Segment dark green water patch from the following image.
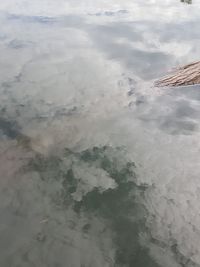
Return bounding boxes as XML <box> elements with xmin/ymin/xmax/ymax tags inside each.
<box><xmin>28</xmin><ymin>146</ymin><xmax>160</xmax><ymax>267</ymax></box>
<box><xmin>0</xmin><ymin>116</ymin><xmax>31</xmax><ymax>148</ymax></box>
<box><xmin>0</xmin><ymin>117</ymin><xmax>20</xmax><ymax>139</ymax></box>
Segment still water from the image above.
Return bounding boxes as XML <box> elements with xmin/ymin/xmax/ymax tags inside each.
<box><xmin>0</xmin><ymin>0</ymin><xmax>200</xmax><ymax>266</ymax></box>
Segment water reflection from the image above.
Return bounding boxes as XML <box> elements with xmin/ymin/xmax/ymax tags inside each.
<box><xmin>133</xmin><ymin>85</ymin><xmax>200</xmax><ymax>135</ymax></box>
<box><xmin>181</xmin><ymin>0</ymin><xmax>192</xmax><ymax>4</ymax></box>
<box><xmin>0</xmin><ymin>0</ymin><xmax>200</xmax><ymax>267</ymax></box>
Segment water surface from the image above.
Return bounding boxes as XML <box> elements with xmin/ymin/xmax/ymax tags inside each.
<box><xmin>1</xmin><ymin>0</ymin><xmax>200</xmax><ymax>266</ymax></box>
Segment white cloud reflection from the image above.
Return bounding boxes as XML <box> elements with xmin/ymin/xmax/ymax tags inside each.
<box><xmin>1</xmin><ymin>0</ymin><xmax>200</xmax><ymax>266</ymax></box>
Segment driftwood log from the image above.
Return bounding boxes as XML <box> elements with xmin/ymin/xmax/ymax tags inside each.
<box><xmin>155</xmin><ymin>61</ymin><xmax>200</xmax><ymax>87</ymax></box>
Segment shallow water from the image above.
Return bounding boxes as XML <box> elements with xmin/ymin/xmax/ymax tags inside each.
<box><xmin>1</xmin><ymin>0</ymin><xmax>200</xmax><ymax>266</ymax></box>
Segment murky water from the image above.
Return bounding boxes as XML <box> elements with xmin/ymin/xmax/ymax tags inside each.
<box><xmin>1</xmin><ymin>0</ymin><xmax>200</xmax><ymax>266</ymax></box>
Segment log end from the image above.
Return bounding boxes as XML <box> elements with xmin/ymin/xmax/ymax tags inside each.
<box><xmin>155</xmin><ymin>61</ymin><xmax>200</xmax><ymax>87</ymax></box>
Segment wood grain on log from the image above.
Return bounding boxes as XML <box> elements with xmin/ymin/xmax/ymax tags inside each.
<box><xmin>155</xmin><ymin>61</ymin><xmax>200</xmax><ymax>87</ymax></box>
